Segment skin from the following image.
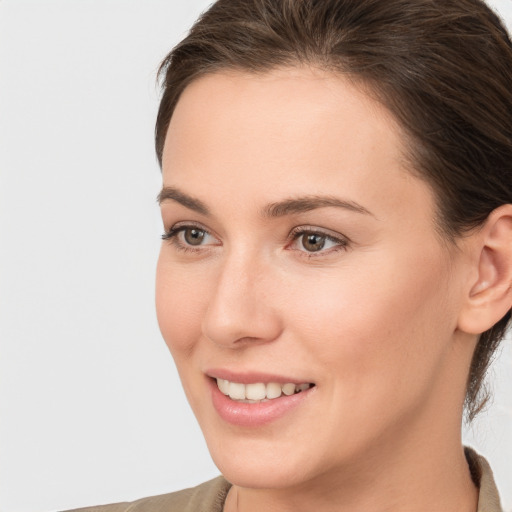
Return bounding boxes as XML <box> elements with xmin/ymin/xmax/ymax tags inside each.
<box><xmin>155</xmin><ymin>67</ymin><xmax>510</xmax><ymax>511</ymax></box>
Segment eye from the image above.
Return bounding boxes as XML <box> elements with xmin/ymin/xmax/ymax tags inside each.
<box><xmin>301</xmin><ymin>233</ymin><xmax>330</xmax><ymax>252</ymax></box>
<box><xmin>181</xmin><ymin>227</ymin><xmax>207</xmax><ymax>246</ymax></box>
<box><xmin>162</xmin><ymin>224</ymin><xmax>219</xmax><ymax>252</ymax></box>
<box><xmin>289</xmin><ymin>227</ymin><xmax>348</xmax><ymax>255</ymax></box>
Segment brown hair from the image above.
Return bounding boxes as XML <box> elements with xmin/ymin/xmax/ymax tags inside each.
<box><xmin>155</xmin><ymin>0</ymin><xmax>512</xmax><ymax>420</ymax></box>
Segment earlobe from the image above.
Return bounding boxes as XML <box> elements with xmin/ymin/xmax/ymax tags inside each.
<box><xmin>458</xmin><ymin>205</ymin><xmax>512</xmax><ymax>335</ymax></box>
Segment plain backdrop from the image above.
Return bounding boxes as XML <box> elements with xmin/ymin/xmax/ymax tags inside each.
<box><xmin>0</xmin><ymin>1</ymin><xmax>511</xmax><ymax>511</ymax></box>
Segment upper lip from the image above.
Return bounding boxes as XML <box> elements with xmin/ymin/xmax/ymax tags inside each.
<box><xmin>205</xmin><ymin>368</ymin><xmax>314</xmax><ymax>385</ymax></box>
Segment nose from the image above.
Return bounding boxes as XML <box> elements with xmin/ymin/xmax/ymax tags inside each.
<box><xmin>201</xmin><ymin>251</ymin><xmax>283</xmax><ymax>348</ymax></box>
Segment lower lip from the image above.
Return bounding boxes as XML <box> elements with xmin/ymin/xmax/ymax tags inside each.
<box><xmin>209</xmin><ymin>379</ymin><xmax>314</xmax><ymax>427</ymax></box>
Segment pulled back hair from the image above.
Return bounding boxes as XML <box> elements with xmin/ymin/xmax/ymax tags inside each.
<box><xmin>155</xmin><ymin>0</ymin><xmax>512</xmax><ymax>420</ymax></box>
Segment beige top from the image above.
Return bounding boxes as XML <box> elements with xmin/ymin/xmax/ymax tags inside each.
<box><xmin>65</xmin><ymin>448</ymin><xmax>503</xmax><ymax>512</ymax></box>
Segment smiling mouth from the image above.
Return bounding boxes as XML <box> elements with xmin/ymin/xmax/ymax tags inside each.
<box><xmin>216</xmin><ymin>378</ymin><xmax>315</xmax><ymax>403</ymax></box>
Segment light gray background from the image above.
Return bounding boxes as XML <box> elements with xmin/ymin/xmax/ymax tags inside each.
<box><xmin>0</xmin><ymin>1</ymin><xmax>511</xmax><ymax>511</ymax></box>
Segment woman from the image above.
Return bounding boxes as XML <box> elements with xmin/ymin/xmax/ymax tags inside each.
<box><xmin>71</xmin><ymin>0</ymin><xmax>511</xmax><ymax>510</ymax></box>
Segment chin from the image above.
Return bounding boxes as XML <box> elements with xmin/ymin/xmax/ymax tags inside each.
<box><xmin>202</xmin><ymin>426</ymin><xmax>328</xmax><ymax>489</ymax></box>
<box><xmin>215</xmin><ymin>453</ymin><xmax>315</xmax><ymax>489</ymax></box>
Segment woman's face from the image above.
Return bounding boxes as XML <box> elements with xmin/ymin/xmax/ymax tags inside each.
<box><xmin>156</xmin><ymin>68</ymin><xmax>470</xmax><ymax>488</ymax></box>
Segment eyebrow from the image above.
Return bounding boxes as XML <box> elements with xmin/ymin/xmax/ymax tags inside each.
<box><xmin>157</xmin><ymin>186</ymin><xmax>210</xmax><ymax>215</ymax></box>
<box><xmin>262</xmin><ymin>195</ymin><xmax>374</xmax><ymax>218</ymax></box>
<box><xmin>157</xmin><ymin>186</ymin><xmax>374</xmax><ymax>218</ymax></box>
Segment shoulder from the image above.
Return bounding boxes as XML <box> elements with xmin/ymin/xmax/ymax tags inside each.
<box><xmin>464</xmin><ymin>446</ymin><xmax>504</xmax><ymax>512</ymax></box>
<box><xmin>63</xmin><ymin>476</ymin><xmax>231</xmax><ymax>512</ymax></box>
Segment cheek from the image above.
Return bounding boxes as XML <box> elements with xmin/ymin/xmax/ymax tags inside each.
<box><xmin>283</xmin><ymin>248</ymin><xmax>456</xmax><ymax>405</ymax></box>
<box><xmin>155</xmin><ymin>252</ymin><xmax>209</xmax><ymax>358</ymax></box>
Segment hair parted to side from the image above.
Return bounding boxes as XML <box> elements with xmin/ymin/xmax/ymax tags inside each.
<box><xmin>155</xmin><ymin>0</ymin><xmax>512</xmax><ymax>421</ymax></box>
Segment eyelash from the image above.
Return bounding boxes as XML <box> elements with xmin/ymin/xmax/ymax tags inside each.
<box><xmin>161</xmin><ymin>224</ymin><xmax>349</xmax><ymax>257</ymax></box>
<box><xmin>161</xmin><ymin>222</ymin><xmax>213</xmax><ymax>254</ymax></box>
<box><xmin>288</xmin><ymin>226</ymin><xmax>348</xmax><ymax>257</ymax></box>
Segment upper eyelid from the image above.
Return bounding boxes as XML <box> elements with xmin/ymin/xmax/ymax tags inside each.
<box><xmin>288</xmin><ymin>230</ymin><xmax>348</xmax><ymax>250</ymax></box>
<box><xmin>169</xmin><ymin>220</ymin><xmax>210</xmax><ymax>230</ymax></box>
<box><xmin>163</xmin><ymin>222</ymin><xmax>350</xmax><ymax>247</ymax></box>
<box><xmin>165</xmin><ymin>223</ymin><xmax>217</xmax><ymax>240</ymax></box>
<box><xmin>289</xmin><ymin>225</ymin><xmax>349</xmax><ymax>243</ymax></box>
<box><xmin>165</xmin><ymin>221</ymin><xmax>217</xmax><ymax>238</ymax></box>
<box><xmin>165</xmin><ymin>223</ymin><xmax>345</xmax><ymax>236</ymax></box>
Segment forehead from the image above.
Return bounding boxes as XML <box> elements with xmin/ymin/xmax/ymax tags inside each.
<box><xmin>161</xmin><ymin>67</ymin><xmax>433</xmax><ymax>226</ymax></box>
<box><xmin>164</xmin><ymin>67</ymin><xmax>405</xmax><ymax>171</ymax></box>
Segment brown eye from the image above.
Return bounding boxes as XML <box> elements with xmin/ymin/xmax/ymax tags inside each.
<box><xmin>183</xmin><ymin>228</ymin><xmax>206</xmax><ymax>246</ymax></box>
<box><xmin>301</xmin><ymin>233</ymin><xmax>326</xmax><ymax>252</ymax></box>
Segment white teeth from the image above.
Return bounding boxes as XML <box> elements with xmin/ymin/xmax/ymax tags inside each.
<box><xmin>228</xmin><ymin>382</ymin><xmax>246</xmax><ymax>400</ymax></box>
<box><xmin>246</xmin><ymin>382</ymin><xmax>266</xmax><ymax>400</ymax></box>
<box><xmin>216</xmin><ymin>379</ymin><xmax>313</xmax><ymax>401</ymax></box>
<box><xmin>217</xmin><ymin>379</ymin><xmax>230</xmax><ymax>395</ymax></box>
<box><xmin>266</xmin><ymin>382</ymin><xmax>282</xmax><ymax>399</ymax></box>
<box><xmin>282</xmin><ymin>383</ymin><xmax>296</xmax><ymax>396</ymax></box>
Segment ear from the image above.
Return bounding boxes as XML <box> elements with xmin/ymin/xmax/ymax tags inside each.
<box><xmin>457</xmin><ymin>204</ymin><xmax>512</xmax><ymax>335</ymax></box>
